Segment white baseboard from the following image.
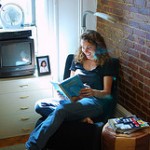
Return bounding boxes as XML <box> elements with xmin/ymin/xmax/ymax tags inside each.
<box><xmin>114</xmin><ymin>103</ymin><xmax>132</xmax><ymax>117</ymax></box>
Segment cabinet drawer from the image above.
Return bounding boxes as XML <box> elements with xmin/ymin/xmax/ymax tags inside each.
<box><xmin>0</xmin><ymin>76</ymin><xmax>54</xmax><ymax>139</ymax></box>
<box><xmin>0</xmin><ymin>89</ymin><xmax>52</xmax><ymax>116</ymax></box>
<box><xmin>0</xmin><ymin>76</ymin><xmax>52</xmax><ymax>94</ymax></box>
<box><xmin>0</xmin><ymin>112</ymin><xmax>40</xmax><ymax>139</ymax></box>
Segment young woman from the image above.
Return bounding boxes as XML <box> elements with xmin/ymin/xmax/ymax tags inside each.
<box><xmin>25</xmin><ymin>30</ymin><xmax>115</xmax><ymax>150</ymax></box>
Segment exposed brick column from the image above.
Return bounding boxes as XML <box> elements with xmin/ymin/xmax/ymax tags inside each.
<box><xmin>97</xmin><ymin>0</ymin><xmax>150</xmax><ymax>122</ymax></box>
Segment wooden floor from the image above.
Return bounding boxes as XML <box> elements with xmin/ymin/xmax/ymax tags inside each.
<box><xmin>0</xmin><ymin>135</ymin><xmax>29</xmax><ymax>148</ymax></box>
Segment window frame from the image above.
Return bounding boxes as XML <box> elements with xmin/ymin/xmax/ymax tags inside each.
<box><xmin>0</xmin><ymin>0</ymin><xmax>36</xmax><ymax>29</ymax></box>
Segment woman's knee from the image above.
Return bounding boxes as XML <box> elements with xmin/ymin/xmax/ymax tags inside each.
<box><xmin>34</xmin><ymin>101</ymin><xmax>55</xmax><ymax>117</ymax></box>
<box><xmin>34</xmin><ymin>102</ymin><xmax>41</xmax><ymax>113</ymax></box>
<box><xmin>54</xmin><ymin>105</ymin><xmax>69</xmax><ymax>119</ymax></box>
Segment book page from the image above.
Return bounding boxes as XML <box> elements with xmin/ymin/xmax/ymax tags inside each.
<box><xmin>50</xmin><ymin>81</ymin><xmax>69</xmax><ymax>100</ymax></box>
<box><xmin>59</xmin><ymin>75</ymin><xmax>85</xmax><ymax>100</ymax></box>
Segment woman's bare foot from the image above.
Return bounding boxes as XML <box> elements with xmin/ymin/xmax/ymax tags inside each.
<box><xmin>82</xmin><ymin>117</ymin><xmax>94</xmax><ymax>124</ymax></box>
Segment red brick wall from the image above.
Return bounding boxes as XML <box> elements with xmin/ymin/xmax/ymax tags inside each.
<box><xmin>97</xmin><ymin>0</ymin><xmax>150</xmax><ymax>121</ymax></box>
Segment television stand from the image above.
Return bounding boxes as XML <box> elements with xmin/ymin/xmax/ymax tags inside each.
<box><xmin>0</xmin><ymin>75</ymin><xmax>53</xmax><ymax>148</ymax></box>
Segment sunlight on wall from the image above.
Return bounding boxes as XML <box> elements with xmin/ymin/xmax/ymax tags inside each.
<box><xmin>35</xmin><ymin>0</ymin><xmax>60</xmax><ymax>81</ymax></box>
<box><xmin>35</xmin><ymin>0</ymin><xmax>97</xmax><ymax>81</ymax></box>
<box><xmin>36</xmin><ymin>1</ymin><xmax>51</xmax><ymax>55</ymax></box>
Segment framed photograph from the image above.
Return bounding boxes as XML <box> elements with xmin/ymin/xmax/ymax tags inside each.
<box><xmin>36</xmin><ymin>55</ymin><xmax>51</xmax><ymax>76</ymax></box>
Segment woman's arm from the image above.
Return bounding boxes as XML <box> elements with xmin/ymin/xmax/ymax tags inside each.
<box><xmin>80</xmin><ymin>76</ymin><xmax>113</xmax><ymax>99</ymax></box>
<box><xmin>80</xmin><ymin>76</ymin><xmax>113</xmax><ymax>124</ymax></box>
<box><xmin>70</xmin><ymin>70</ymin><xmax>76</xmax><ymax>77</ymax></box>
<box><xmin>70</xmin><ymin>71</ymin><xmax>113</xmax><ymax>99</ymax></box>
<box><xmin>92</xmin><ymin>76</ymin><xmax>113</xmax><ymax>98</ymax></box>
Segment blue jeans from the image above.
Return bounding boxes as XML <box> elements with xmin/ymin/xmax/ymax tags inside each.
<box><xmin>25</xmin><ymin>97</ymin><xmax>104</xmax><ymax>150</ymax></box>
<box><xmin>35</xmin><ymin>99</ymin><xmax>69</xmax><ymax>118</ymax></box>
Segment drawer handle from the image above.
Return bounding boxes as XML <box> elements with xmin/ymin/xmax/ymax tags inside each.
<box><xmin>19</xmin><ymin>84</ymin><xmax>29</xmax><ymax>88</ymax></box>
<box><xmin>20</xmin><ymin>96</ymin><xmax>29</xmax><ymax>99</ymax></box>
<box><xmin>20</xmin><ymin>107</ymin><xmax>29</xmax><ymax>110</ymax></box>
<box><xmin>21</xmin><ymin>128</ymin><xmax>31</xmax><ymax>132</ymax></box>
<box><xmin>21</xmin><ymin>117</ymin><xmax>30</xmax><ymax>121</ymax></box>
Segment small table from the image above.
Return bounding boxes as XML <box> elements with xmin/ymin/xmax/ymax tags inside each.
<box><xmin>101</xmin><ymin>123</ymin><xmax>150</xmax><ymax>150</ymax></box>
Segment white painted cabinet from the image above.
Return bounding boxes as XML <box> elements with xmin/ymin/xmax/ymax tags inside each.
<box><xmin>0</xmin><ymin>75</ymin><xmax>52</xmax><ymax>139</ymax></box>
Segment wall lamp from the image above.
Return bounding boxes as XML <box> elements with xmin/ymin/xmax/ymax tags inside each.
<box><xmin>82</xmin><ymin>10</ymin><xmax>117</xmax><ymax>32</ymax></box>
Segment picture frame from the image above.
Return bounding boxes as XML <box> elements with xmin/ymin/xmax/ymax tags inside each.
<box><xmin>36</xmin><ymin>55</ymin><xmax>51</xmax><ymax>76</ymax></box>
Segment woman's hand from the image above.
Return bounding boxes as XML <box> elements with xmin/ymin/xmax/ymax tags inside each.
<box><xmin>70</xmin><ymin>84</ymin><xmax>94</xmax><ymax>102</ymax></box>
<box><xmin>71</xmin><ymin>96</ymin><xmax>81</xmax><ymax>102</ymax></box>
<box><xmin>71</xmin><ymin>86</ymin><xmax>94</xmax><ymax>102</ymax></box>
<box><xmin>79</xmin><ymin>86</ymin><xmax>94</xmax><ymax>98</ymax></box>
<box><xmin>72</xmin><ymin>86</ymin><xmax>94</xmax><ymax>101</ymax></box>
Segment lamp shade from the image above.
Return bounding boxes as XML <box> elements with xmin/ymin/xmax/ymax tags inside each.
<box><xmin>94</xmin><ymin>12</ymin><xmax>117</xmax><ymax>23</ymax></box>
<box><xmin>82</xmin><ymin>10</ymin><xmax>117</xmax><ymax>32</ymax></box>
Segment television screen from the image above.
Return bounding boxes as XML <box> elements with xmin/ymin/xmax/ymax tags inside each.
<box><xmin>1</xmin><ymin>42</ymin><xmax>32</xmax><ymax>67</ymax></box>
<box><xmin>0</xmin><ymin>38</ymin><xmax>35</xmax><ymax>78</ymax></box>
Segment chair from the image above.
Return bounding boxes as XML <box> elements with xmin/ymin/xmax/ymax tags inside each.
<box><xmin>36</xmin><ymin>54</ymin><xmax>120</xmax><ymax>150</ymax></box>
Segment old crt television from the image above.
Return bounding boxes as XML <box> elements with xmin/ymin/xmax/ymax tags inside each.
<box><xmin>0</xmin><ymin>38</ymin><xmax>35</xmax><ymax>77</ymax></box>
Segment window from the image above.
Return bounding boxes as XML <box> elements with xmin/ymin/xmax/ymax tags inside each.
<box><xmin>0</xmin><ymin>0</ymin><xmax>35</xmax><ymax>29</ymax></box>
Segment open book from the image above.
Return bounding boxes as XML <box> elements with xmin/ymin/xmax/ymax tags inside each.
<box><xmin>108</xmin><ymin>115</ymin><xmax>149</xmax><ymax>134</ymax></box>
<box><xmin>50</xmin><ymin>75</ymin><xmax>85</xmax><ymax>102</ymax></box>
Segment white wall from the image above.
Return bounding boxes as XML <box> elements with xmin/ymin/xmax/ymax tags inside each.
<box><xmin>55</xmin><ymin>0</ymin><xmax>81</xmax><ymax>81</ymax></box>
<box><xmin>36</xmin><ymin>0</ymin><xmax>97</xmax><ymax>81</ymax></box>
<box><xmin>82</xmin><ymin>0</ymin><xmax>97</xmax><ymax>31</ymax></box>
